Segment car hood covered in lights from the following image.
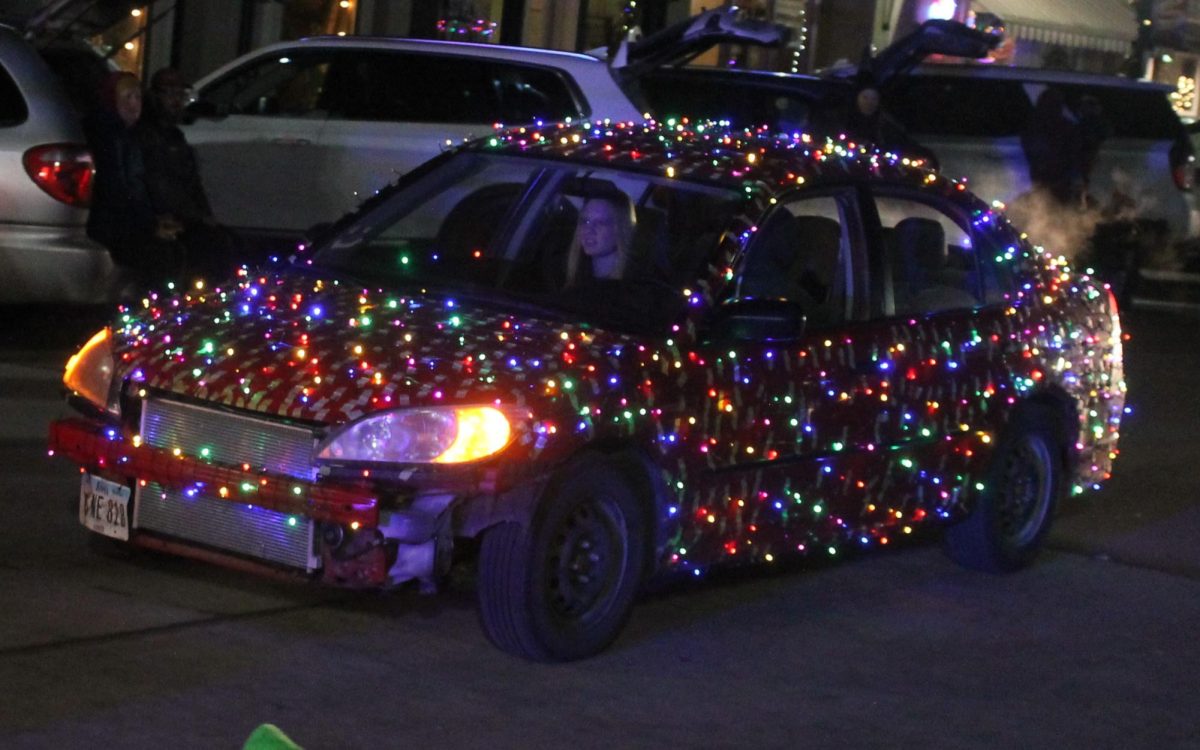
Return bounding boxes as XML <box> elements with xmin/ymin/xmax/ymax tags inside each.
<box><xmin>111</xmin><ymin>271</ymin><xmax>649</xmax><ymax>433</ymax></box>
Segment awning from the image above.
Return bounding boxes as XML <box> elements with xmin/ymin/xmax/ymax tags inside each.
<box><xmin>972</xmin><ymin>0</ymin><xmax>1136</xmax><ymax>54</ymax></box>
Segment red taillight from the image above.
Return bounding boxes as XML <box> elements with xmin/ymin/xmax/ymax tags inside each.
<box><xmin>22</xmin><ymin>143</ymin><xmax>94</xmax><ymax>207</ymax></box>
<box><xmin>1173</xmin><ymin>163</ymin><xmax>1195</xmax><ymax>192</ymax></box>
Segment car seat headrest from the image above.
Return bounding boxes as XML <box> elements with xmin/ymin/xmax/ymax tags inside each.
<box><xmin>895</xmin><ymin>217</ymin><xmax>946</xmax><ymax>269</ymax></box>
<box><xmin>792</xmin><ymin>214</ymin><xmax>842</xmax><ymax>282</ymax></box>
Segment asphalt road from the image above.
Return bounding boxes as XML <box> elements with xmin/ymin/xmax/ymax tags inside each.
<box><xmin>0</xmin><ymin>303</ymin><xmax>1197</xmax><ymax>749</ymax></box>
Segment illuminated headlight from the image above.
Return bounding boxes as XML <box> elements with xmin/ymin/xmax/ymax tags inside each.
<box><xmin>63</xmin><ymin>328</ymin><xmax>119</xmax><ymax>415</ymax></box>
<box><xmin>316</xmin><ymin>406</ymin><xmax>515</xmax><ymax>465</ymax></box>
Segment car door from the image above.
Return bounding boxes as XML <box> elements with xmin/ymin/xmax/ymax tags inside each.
<box><xmin>314</xmin><ymin>51</ymin><xmax>588</xmax><ymax>226</ymax></box>
<box><xmin>676</xmin><ymin>187</ymin><xmax>901</xmax><ymax>569</ymax></box>
<box><xmin>854</xmin><ymin>184</ymin><xmax>1007</xmax><ymax>526</ymax></box>
<box><xmin>184</xmin><ymin>49</ymin><xmax>335</xmax><ymax>233</ymax></box>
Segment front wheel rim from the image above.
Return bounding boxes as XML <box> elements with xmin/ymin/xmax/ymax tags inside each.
<box><xmin>543</xmin><ymin>493</ymin><xmax>628</xmax><ymax>625</ymax></box>
<box><xmin>995</xmin><ymin>434</ymin><xmax>1054</xmax><ymax>547</ymax></box>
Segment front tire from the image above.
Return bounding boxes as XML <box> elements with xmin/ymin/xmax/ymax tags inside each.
<box><xmin>944</xmin><ymin>408</ymin><xmax>1065</xmax><ymax>572</ymax></box>
<box><xmin>477</xmin><ymin>456</ymin><xmax>647</xmax><ymax>661</ymax></box>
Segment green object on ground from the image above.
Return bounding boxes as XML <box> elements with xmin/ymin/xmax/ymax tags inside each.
<box><xmin>243</xmin><ymin>723</ymin><xmax>302</xmax><ymax>750</ymax></box>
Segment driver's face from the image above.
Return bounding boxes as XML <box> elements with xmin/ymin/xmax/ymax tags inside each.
<box><xmin>578</xmin><ymin>200</ymin><xmax>621</xmax><ymax>259</ymax></box>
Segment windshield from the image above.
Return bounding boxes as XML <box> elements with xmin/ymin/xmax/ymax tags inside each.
<box><xmin>311</xmin><ymin>152</ymin><xmax>743</xmax><ymax>333</ymax></box>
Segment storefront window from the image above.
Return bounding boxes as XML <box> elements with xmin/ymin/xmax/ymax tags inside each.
<box><xmin>696</xmin><ymin>0</ymin><xmax>788</xmax><ymax>72</ymax></box>
<box><xmin>282</xmin><ymin>0</ymin><xmax>358</xmax><ymax>39</ymax></box>
<box><xmin>1159</xmin><ymin>56</ymin><xmax>1200</xmax><ymax>120</ymax></box>
<box><xmin>436</xmin><ymin>15</ymin><xmax>499</xmax><ymax>42</ymax></box>
<box><xmin>578</xmin><ymin>0</ymin><xmax>635</xmax><ymax>52</ymax></box>
<box><xmin>90</xmin><ymin>6</ymin><xmax>148</xmax><ymax>75</ymax></box>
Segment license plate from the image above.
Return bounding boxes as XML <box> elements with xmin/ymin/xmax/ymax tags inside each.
<box><xmin>79</xmin><ymin>474</ymin><xmax>131</xmax><ymax>541</ymax></box>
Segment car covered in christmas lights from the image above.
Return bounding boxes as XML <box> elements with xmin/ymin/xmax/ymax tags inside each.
<box><xmin>51</xmin><ymin>118</ymin><xmax>1126</xmax><ymax>662</ymax></box>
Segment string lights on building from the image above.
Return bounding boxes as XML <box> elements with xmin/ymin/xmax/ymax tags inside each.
<box><xmin>436</xmin><ymin>16</ymin><xmax>497</xmax><ymax>41</ymax></box>
<box><xmin>790</xmin><ymin>7</ymin><xmax>808</xmax><ymax>74</ymax></box>
<box><xmin>1172</xmin><ymin>74</ymin><xmax>1196</xmax><ymax>116</ymax></box>
<box><xmin>620</xmin><ymin>1</ymin><xmax>642</xmax><ymax>41</ymax></box>
<box><xmin>773</xmin><ymin>1</ymin><xmax>808</xmax><ymax>74</ymax></box>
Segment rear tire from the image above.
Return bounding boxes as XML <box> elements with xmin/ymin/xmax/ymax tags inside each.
<box><xmin>477</xmin><ymin>456</ymin><xmax>647</xmax><ymax>661</ymax></box>
<box><xmin>944</xmin><ymin>408</ymin><xmax>1065</xmax><ymax>572</ymax></box>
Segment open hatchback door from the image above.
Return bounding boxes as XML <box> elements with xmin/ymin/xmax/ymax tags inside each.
<box><xmin>846</xmin><ymin>19</ymin><xmax>1004</xmax><ymax>86</ymax></box>
<box><xmin>605</xmin><ymin>5</ymin><xmax>792</xmax><ymax>78</ymax></box>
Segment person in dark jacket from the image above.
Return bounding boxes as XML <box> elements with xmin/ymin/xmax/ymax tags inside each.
<box><xmin>817</xmin><ymin>72</ymin><xmax>938</xmax><ymax>169</ymax></box>
<box><xmin>136</xmin><ymin>67</ymin><xmax>237</xmax><ymax>280</ymax></box>
<box><xmin>85</xmin><ymin>71</ymin><xmax>184</xmax><ymax>290</ymax></box>
<box><xmin>1020</xmin><ymin>86</ymin><xmax>1084</xmax><ymax>206</ymax></box>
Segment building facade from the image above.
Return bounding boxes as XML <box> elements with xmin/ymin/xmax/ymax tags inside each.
<box><xmin>23</xmin><ymin>0</ymin><xmax>1200</xmax><ymax>122</ymax></box>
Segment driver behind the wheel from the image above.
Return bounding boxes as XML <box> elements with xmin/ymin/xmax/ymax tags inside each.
<box><xmin>564</xmin><ymin>192</ymin><xmax>637</xmax><ymax>286</ymax></box>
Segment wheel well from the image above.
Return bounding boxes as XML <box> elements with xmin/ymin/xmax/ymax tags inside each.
<box><xmin>1018</xmin><ymin>388</ymin><xmax>1079</xmax><ymax>471</ymax></box>
<box><xmin>582</xmin><ymin>443</ymin><xmax>672</xmax><ymax>582</ymax></box>
<box><xmin>463</xmin><ymin>442</ymin><xmax>667</xmax><ymax>580</ymax></box>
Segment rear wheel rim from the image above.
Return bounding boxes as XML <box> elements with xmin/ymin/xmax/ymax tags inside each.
<box><xmin>995</xmin><ymin>434</ymin><xmax>1054</xmax><ymax>547</ymax></box>
<box><xmin>544</xmin><ymin>493</ymin><xmax>627</xmax><ymax>625</ymax></box>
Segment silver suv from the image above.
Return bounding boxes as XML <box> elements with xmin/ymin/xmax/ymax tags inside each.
<box><xmin>0</xmin><ymin>24</ymin><xmax>114</xmax><ymax>303</ymax></box>
<box><xmin>184</xmin><ymin>39</ymin><xmax>642</xmax><ymax>245</ymax></box>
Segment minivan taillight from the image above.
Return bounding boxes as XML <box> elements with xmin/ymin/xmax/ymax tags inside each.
<box><xmin>22</xmin><ymin>143</ymin><xmax>94</xmax><ymax>207</ymax></box>
<box><xmin>1170</xmin><ymin>132</ymin><xmax>1195</xmax><ymax>192</ymax></box>
<box><xmin>1173</xmin><ymin>161</ymin><xmax>1195</xmax><ymax>191</ymax></box>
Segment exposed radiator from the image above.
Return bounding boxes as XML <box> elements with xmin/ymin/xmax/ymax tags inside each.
<box><xmin>136</xmin><ymin>482</ymin><xmax>318</xmax><ymax>571</ymax></box>
<box><xmin>135</xmin><ymin>397</ymin><xmax>322</xmax><ymax>571</ymax></box>
<box><xmin>140</xmin><ymin>397</ymin><xmax>319</xmax><ymax>481</ymax></box>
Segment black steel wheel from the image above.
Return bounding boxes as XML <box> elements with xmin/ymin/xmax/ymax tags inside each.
<box><xmin>477</xmin><ymin>455</ymin><xmax>647</xmax><ymax>661</ymax></box>
<box><xmin>944</xmin><ymin>407</ymin><xmax>1065</xmax><ymax>572</ymax></box>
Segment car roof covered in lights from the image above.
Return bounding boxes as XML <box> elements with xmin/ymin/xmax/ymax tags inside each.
<box><xmin>469</xmin><ymin>119</ymin><xmax>941</xmax><ymax>194</ymax></box>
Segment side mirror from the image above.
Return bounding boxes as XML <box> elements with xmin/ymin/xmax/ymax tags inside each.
<box><xmin>706</xmin><ymin>298</ymin><xmax>807</xmax><ymax>342</ymax></box>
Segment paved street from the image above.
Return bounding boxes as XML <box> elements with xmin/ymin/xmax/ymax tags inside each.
<box><xmin>0</xmin><ymin>303</ymin><xmax>1198</xmax><ymax>749</ymax></box>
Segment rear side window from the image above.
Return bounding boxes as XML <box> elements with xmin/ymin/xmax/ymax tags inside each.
<box><xmin>886</xmin><ymin>74</ymin><xmax>1183</xmax><ymax>142</ymax></box>
<box><xmin>873</xmin><ymin>193</ymin><xmax>982</xmax><ymax>315</ymax></box>
<box><xmin>489</xmin><ymin>61</ymin><xmax>583</xmax><ymax>123</ymax></box>
<box><xmin>319</xmin><ymin>52</ymin><xmax>582</xmax><ymax>124</ymax></box>
<box><xmin>884</xmin><ymin>77</ymin><xmax>1031</xmax><ymax>137</ymax></box>
<box><xmin>0</xmin><ymin>65</ymin><xmax>28</xmax><ymax>126</ymax></box>
<box><xmin>1055</xmin><ymin>84</ymin><xmax>1182</xmax><ymax>140</ymax></box>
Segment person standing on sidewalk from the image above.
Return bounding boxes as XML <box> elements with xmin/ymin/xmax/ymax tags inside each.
<box><xmin>84</xmin><ymin>71</ymin><xmax>185</xmax><ymax>292</ymax></box>
<box><xmin>135</xmin><ymin>67</ymin><xmax>238</xmax><ymax>281</ymax></box>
